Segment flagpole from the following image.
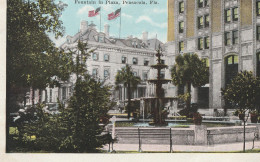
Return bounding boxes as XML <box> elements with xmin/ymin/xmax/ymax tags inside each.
<box><xmin>100</xmin><ymin>7</ymin><xmax>101</xmax><ymax>32</ymax></box>
<box><xmin>119</xmin><ymin>8</ymin><xmax>121</xmax><ymax>39</ymax></box>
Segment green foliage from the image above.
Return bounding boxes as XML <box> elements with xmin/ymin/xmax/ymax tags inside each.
<box><xmin>115</xmin><ymin>64</ymin><xmax>141</xmax><ymax>118</ymax></box>
<box><xmin>68</xmin><ymin>40</ymin><xmax>93</xmax><ymax>79</ymax></box>
<box><xmin>222</xmin><ymin>71</ymin><xmax>260</xmax><ymax>152</ymax></box>
<box><xmin>115</xmin><ymin>64</ymin><xmax>141</xmax><ymax>89</ymax></box>
<box><xmin>7</xmin><ymin>0</ymin><xmax>70</xmax><ymax>112</ymax></box>
<box><xmin>222</xmin><ymin>71</ymin><xmax>260</xmax><ymax>112</ymax></box>
<box><xmin>7</xmin><ymin>0</ymin><xmax>65</xmax><ymax>88</ymax></box>
<box><xmin>171</xmin><ymin>53</ymin><xmax>209</xmax><ymax>110</ymax></box>
<box><xmin>14</xmin><ymin>75</ymin><xmax>112</xmax><ymax>153</ymax></box>
<box><xmin>171</xmin><ymin>53</ymin><xmax>209</xmax><ymax>87</ymax></box>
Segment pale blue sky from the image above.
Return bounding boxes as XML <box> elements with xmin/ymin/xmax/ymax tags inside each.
<box><xmin>51</xmin><ymin>0</ymin><xmax>168</xmax><ymax>46</ymax></box>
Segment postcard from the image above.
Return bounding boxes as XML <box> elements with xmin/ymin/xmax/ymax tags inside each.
<box><xmin>2</xmin><ymin>0</ymin><xmax>260</xmax><ymax>161</ymax></box>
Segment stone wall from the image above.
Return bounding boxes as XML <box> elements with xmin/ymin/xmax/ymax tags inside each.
<box><xmin>112</xmin><ymin>125</ymin><xmax>260</xmax><ymax>145</ymax></box>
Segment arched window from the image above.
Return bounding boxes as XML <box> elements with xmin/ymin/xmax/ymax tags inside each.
<box><xmin>224</xmin><ymin>55</ymin><xmax>238</xmax><ymax>109</ymax></box>
<box><xmin>225</xmin><ymin>55</ymin><xmax>238</xmax><ymax>86</ymax></box>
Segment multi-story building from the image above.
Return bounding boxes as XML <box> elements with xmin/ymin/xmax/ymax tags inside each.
<box><xmin>166</xmin><ymin>0</ymin><xmax>260</xmax><ymax>112</ymax></box>
<box><xmin>27</xmin><ymin>20</ymin><xmax>166</xmax><ymax>106</ymax></box>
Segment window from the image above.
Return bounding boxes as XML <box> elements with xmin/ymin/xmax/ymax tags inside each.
<box><xmin>257</xmin><ymin>26</ymin><xmax>260</xmax><ymax>41</ymax></box>
<box><xmin>143</xmin><ymin>72</ymin><xmax>148</xmax><ymax>81</ymax></box>
<box><xmin>205</xmin><ymin>0</ymin><xmax>209</xmax><ymax>7</ymax></box>
<box><xmin>98</xmin><ymin>36</ymin><xmax>104</xmax><ymax>43</ymax></box>
<box><xmin>104</xmin><ymin>69</ymin><xmax>109</xmax><ymax>78</ymax></box>
<box><xmin>104</xmin><ymin>54</ymin><xmax>109</xmax><ymax>62</ymax></box>
<box><xmin>144</xmin><ymin>59</ymin><xmax>149</xmax><ymax>66</ymax></box>
<box><xmin>161</xmin><ymin>59</ymin><xmax>165</xmax><ymax>64</ymax></box>
<box><xmin>225</xmin><ymin>32</ymin><xmax>231</xmax><ymax>46</ymax></box>
<box><xmin>257</xmin><ymin>1</ymin><xmax>260</xmax><ymax>16</ymax></box>
<box><xmin>232</xmin><ymin>30</ymin><xmax>238</xmax><ymax>44</ymax></box>
<box><xmin>179</xmin><ymin>41</ymin><xmax>184</xmax><ymax>52</ymax></box>
<box><xmin>203</xmin><ymin>58</ymin><xmax>210</xmax><ymax>68</ymax></box>
<box><xmin>133</xmin><ymin>71</ymin><xmax>137</xmax><ymax>76</ymax></box>
<box><xmin>179</xmin><ymin>21</ymin><xmax>184</xmax><ymax>33</ymax></box>
<box><xmin>92</xmin><ymin>53</ymin><xmax>98</xmax><ymax>60</ymax></box>
<box><xmin>198</xmin><ymin>0</ymin><xmax>203</xmax><ymax>8</ymax></box>
<box><xmin>92</xmin><ymin>68</ymin><xmax>97</xmax><ymax>76</ymax></box>
<box><xmin>205</xmin><ymin>15</ymin><xmax>209</xmax><ymax>27</ymax></box>
<box><xmin>225</xmin><ymin>9</ymin><xmax>231</xmax><ymax>23</ymax></box>
<box><xmin>179</xmin><ymin>2</ymin><xmax>184</xmax><ymax>13</ymax></box>
<box><xmin>133</xmin><ymin>57</ymin><xmax>138</xmax><ymax>65</ymax></box>
<box><xmin>204</xmin><ymin>36</ymin><xmax>210</xmax><ymax>49</ymax></box>
<box><xmin>132</xmin><ymin>41</ymin><xmax>138</xmax><ymax>48</ymax></box>
<box><xmin>198</xmin><ymin>16</ymin><xmax>204</xmax><ymax>29</ymax></box>
<box><xmin>233</xmin><ymin>7</ymin><xmax>238</xmax><ymax>21</ymax></box>
<box><xmin>198</xmin><ymin>38</ymin><xmax>203</xmax><ymax>50</ymax></box>
<box><xmin>122</xmin><ymin>56</ymin><xmax>126</xmax><ymax>63</ymax></box>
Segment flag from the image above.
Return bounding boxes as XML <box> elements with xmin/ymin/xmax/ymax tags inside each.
<box><xmin>88</xmin><ymin>7</ymin><xmax>101</xmax><ymax>17</ymax></box>
<box><xmin>108</xmin><ymin>8</ymin><xmax>121</xmax><ymax>20</ymax></box>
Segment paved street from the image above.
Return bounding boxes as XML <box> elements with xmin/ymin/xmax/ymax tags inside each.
<box><xmin>102</xmin><ymin>141</ymin><xmax>260</xmax><ymax>152</ymax></box>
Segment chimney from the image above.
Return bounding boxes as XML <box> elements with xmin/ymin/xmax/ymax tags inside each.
<box><xmin>142</xmin><ymin>31</ymin><xmax>148</xmax><ymax>43</ymax></box>
<box><xmin>104</xmin><ymin>24</ymin><xmax>110</xmax><ymax>37</ymax></box>
<box><xmin>80</xmin><ymin>20</ymin><xmax>88</xmax><ymax>32</ymax></box>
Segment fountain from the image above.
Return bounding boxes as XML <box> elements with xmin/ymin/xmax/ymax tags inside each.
<box><xmin>147</xmin><ymin>45</ymin><xmax>177</xmax><ymax>125</ymax></box>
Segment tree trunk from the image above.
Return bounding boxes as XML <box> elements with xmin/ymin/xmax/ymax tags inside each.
<box><xmin>127</xmin><ymin>83</ymin><xmax>131</xmax><ymax>119</ymax></box>
<box><xmin>186</xmin><ymin>82</ymin><xmax>191</xmax><ymax>110</ymax></box>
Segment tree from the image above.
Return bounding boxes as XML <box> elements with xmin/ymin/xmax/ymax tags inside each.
<box><xmin>7</xmin><ymin>0</ymin><xmax>67</xmax><ymax>111</ymax></box>
<box><xmin>17</xmin><ymin>75</ymin><xmax>112</xmax><ymax>152</ymax></box>
<box><xmin>115</xmin><ymin>64</ymin><xmax>141</xmax><ymax>119</ymax></box>
<box><xmin>171</xmin><ymin>53</ymin><xmax>209</xmax><ymax>111</ymax></box>
<box><xmin>6</xmin><ymin>0</ymin><xmax>72</xmax><ymax>151</ymax></box>
<box><xmin>222</xmin><ymin>71</ymin><xmax>260</xmax><ymax>152</ymax></box>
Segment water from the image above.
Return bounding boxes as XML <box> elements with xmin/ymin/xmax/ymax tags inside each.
<box><xmin>133</xmin><ymin>122</ymin><xmax>189</xmax><ymax>127</ymax></box>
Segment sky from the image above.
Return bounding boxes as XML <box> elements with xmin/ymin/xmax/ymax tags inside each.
<box><xmin>50</xmin><ymin>0</ymin><xmax>168</xmax><ymax>46</ymax></box>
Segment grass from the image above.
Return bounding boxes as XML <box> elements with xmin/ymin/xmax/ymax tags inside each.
<box><xmin>115</xmin><ymin>122</ymin><xmax>135</xmax><ymax>127</ymax></box>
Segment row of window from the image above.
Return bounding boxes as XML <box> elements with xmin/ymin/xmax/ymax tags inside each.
<box><xmin>92</xmin><ymin>53</ymin><xmax>151</xmax><ymax>66</ymax></box>
<box><xmin>179</xmin><ymin>0</ymin><xmax>209</xmax><ymax>14</ymax></box>
<box><xmin>92</xmin><ymin>68</ymin><xmax>150</xmax><ymax>80</ymax></box>
<box><xmin>179</xmin><ymin>26</ymin><xmax>260</xmax><ymax>52</ymax></box>
<box><xmin>179</xmin><ymin>15</ymin><xmax>209</xmax><ymax>33</ymax></box>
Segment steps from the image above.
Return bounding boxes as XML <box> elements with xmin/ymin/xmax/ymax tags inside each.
<box><xmin>110</xmin><ymin>127</ymin><xmax>195</xmax><ymax>145</ymax></box>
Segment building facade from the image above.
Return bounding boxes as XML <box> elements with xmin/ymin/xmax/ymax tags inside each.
<box><xmin>166</xmin><ymin>0</ymin><xmax>260</xmax><ymax>110</ymax></box>
<box><xmin>27</xmin><ymin>20</ymin><xmax>167</xmax><ymax>107</ymax></box>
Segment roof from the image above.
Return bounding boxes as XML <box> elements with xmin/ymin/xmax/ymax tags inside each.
<box><xmin>61</xmin><ymin>22</ymin><xmax>164</xmax><ymax>51</ymax></box>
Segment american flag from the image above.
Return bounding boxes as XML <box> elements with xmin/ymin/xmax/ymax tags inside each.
<box><xmin>88</xmin><ymin>7</ymin><xmax>101</xmax><ymax>17</ymax></box>
<box><xmin>108</xmin><ymin>8</ymin><xmax>121</xmax><ymax>20</ymax></box>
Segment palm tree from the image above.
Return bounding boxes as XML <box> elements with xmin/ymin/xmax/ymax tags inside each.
<box><xmin>171</xmin><ymin>53</ymin><xmax>209</xmax><ymax>110</ymax></box>
<box><xmin>115</xmin><ymin>64</ymin><xmax>141</xmax><ymax>119</ymax></box>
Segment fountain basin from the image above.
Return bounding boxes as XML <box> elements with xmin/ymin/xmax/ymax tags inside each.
<box><xmin>150</xmin><ymin>64</ymin><xmax>168</xmax><ymax>69</ymax></box>
<box><xmin>148</xmin><ymin>79</ymin><xmax>172</xmax><ymax>84</ymax></box>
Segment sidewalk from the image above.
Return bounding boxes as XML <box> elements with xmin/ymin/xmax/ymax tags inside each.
<box><xmin>102</xmin><ymin>141</ymin><xmax>260</xmax><ymax>152</ymax></box>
